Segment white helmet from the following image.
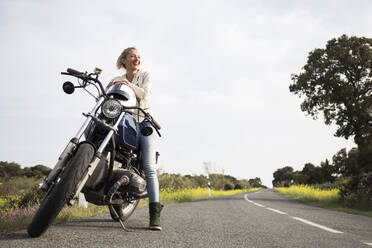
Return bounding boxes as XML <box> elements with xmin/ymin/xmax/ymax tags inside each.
<box><xmin>106</xmin><ymin>84</ymin><xmax>137</xmax><ymax>107</ymax></box>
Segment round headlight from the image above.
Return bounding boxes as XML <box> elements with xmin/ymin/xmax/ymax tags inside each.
<box><xmin>101</xmin><ymin>99</ymin><xmax>122</xmax><ymax>119</ymax></box>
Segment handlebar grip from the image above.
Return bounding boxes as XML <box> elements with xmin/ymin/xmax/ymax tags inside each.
<box><xmin>152</xmin><ymin>119</ymin><xmax>161</xmax><ymax>130</ymax></box>
<box><xmin>67</xmin><ymin>68</ymin><xmax>82</xmax><ymax>75</ymax></box>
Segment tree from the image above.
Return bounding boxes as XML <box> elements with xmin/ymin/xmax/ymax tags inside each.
<box><xmin>191</xmin><ymin>175</ymin><xmax>208</xmax><ymax>188</ymax></box>
<box><xmin>30</xmin><ymin>165</ymin><xmax>51</xmax><ymax>177</ymax></box>
<box><xmin>272</xmin><ymin>166</ymin><xmax>294</xmax><ymax>187</ymax></box>
<box><xmin>290</xmin><ymin>35</ymin><xmax>372</xmax><ymax>148</ymax></box>
<box><xmin>301</xmin><ymin>163</ymin><xmax>324</xmax><ymax>184</ymax></box>
<box><xmin>320</xmin><ymin>159</ymin><xmax>335</xmax><ymax>183</ymax></box>
<box><xmin>0</xmin><ymin>161</ymin><xmax>23</xmax><ymax>178</ymax></box>
<box><xmin>292</xmin><ymin>171</ymin><xmax>309</xmax><ymax>185</ymax></box>
<box><xmin>235</xmin><ymin>179</ymin><xmax>250</xmax><ymax>190</ymax></box>
<box><xmin>248</xmin><ymin>177</ymin><xmax>263</xmax><ymax>188</ymax></box>
<box><xmin>290</xmin><ymin>34</ymin><xmax>372</xmax><ymax>207</ymax></box>
<box><xmin>332</xmin><ymin>147</ymin><xmax>359</xmax><ymax>177</ymax></box>
<box><xmin>0</xmin><ymin>161</ymin><xmax>51</xmax><ymax>179</ymax></box>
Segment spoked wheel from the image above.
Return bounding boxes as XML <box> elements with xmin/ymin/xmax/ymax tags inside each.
<box><xmin>109</xmin><ymin>199</ymin><xmax>140</xmax><ymax>222</ymax></box>
<box><xmin>27</xmin><ymin>143</ymin><xmax>95</xmax><ymax>238</ymax></box>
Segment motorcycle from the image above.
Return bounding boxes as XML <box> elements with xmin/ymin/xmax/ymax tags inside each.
<box><xmin>27</xmin><ymin>68</ymin><xmax>161</xmax><ymax>237</ymax></box>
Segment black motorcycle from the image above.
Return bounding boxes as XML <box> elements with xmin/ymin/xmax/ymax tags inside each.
<box><xmin>27</xmin><ymin>68</ymin><xmax>161</xmax><ymax>237</ymax></box>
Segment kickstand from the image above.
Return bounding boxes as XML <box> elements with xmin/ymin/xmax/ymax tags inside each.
<box><xmin>110</xmin><ymin>205</ymin><xmax>132</xmax><ymax>232</ymax></box>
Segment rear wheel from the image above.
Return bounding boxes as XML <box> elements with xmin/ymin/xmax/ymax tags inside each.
<box><xmin>27</xmin><ymin>143</ymin><xmax>95</xmax><ymax>238</ymax></box>
<box><xmin>109</xmin><ymin>200</ymin><xmax>140</xmax><ymax>222</ymax></box>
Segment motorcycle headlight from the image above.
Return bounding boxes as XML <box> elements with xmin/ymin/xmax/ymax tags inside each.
<box><xmin>101</xmin><ymin>99</ymin><xmax>122</xmax><ymax>119</ymax></box>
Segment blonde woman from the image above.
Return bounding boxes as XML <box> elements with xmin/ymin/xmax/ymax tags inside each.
<box><xmin>107</xmin><ymin>47</ymin><xmax>163</xmax><ymax>230</ymax></box>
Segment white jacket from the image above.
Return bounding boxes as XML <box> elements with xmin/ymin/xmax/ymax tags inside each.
<box><xmin>110</xmin><ymin>70</ymin><xmax>152</xmax><ymax>122</ymax></box>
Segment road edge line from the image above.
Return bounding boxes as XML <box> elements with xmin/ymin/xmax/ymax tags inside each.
<box><xmin>291</xmin><ymin>216</ymin><xmax>343</xmax><ymax>234</ymax></box>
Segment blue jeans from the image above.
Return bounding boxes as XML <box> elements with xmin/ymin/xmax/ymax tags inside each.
<box><xmin>140</xmin><ymin>123</ymin><xmax>159</xmax><ymax>203</ymax></box>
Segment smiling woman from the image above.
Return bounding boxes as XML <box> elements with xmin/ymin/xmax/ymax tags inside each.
<box><xmin>107</xmin><ymin>47</ymin><xmax>152</xmax><ymax>122</ymax></box>
<box><xmin>116</xmin><ymin>47</ymin><xmax>140</xmax><ymax>71</ymax></box>
<box><xmin>107</xmin><ymin>47</ymin><xmax>163</xmax><ymax>230</ymax></box>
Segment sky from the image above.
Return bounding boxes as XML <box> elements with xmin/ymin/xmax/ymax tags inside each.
<box><xmin>0</xmin><ymin>0</ymin><xmax>371</xmax><ymax>187</ymax></box>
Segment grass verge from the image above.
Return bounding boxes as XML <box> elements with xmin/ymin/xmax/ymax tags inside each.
<box><xmin>159</xmin><ymin>187</ymin><xmax>261</xmax><ymax>204</ymax></box>
<box><xmin>0</xmin><ymin>204</ymin><xmax>107</xmax><ymax>235</ymax></box>
<box><xmin>274</xmin><ymin>185</ymin><xmax>372</xmax><ymax>218</ymax></box>
<box><xmin>136</xmin><ymin>187</ymin><xmax>262</xmax><ymax>207</ymax></box>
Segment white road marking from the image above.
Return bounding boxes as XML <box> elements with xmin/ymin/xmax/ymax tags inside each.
<box><xmin>243</xmin><ymin>194</ymin><xmax>372</xmax><ymax>244</ymax></box>
<box><xmin>244</xmin><ymin>194</ymin><xmax>264</xmax><ymax>207</ymax></box>
<box><xmin>243</xmin><ymin>194</ymin><xmax>253</xmax><ymax>203</ymax></box>
<box><xmin>266</xmin><ymin>207</ymin><xmax>287</xmax><ymax>215</ymax></box>
<box><xmin>291</xmin><ymin>217</ymin><xmax>343</xmax><ymax>234</ymax></box>
<box><xmin>244</xmin><ymin>194</ymin><xmax>344</xmax><ymax>235</ymax></box>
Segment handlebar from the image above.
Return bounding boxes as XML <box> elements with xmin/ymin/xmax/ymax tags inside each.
<box><xmin>62</xmin><ymin>68</ymin><xmax>107</xmax><ymax>97</ymax></box>
<box><xmin>62</xmin><ymin>68</ymin><xmax>161</xmax><ymax>132</ymax></box>
<box><xmin>67</xmin><ymin>68</ymin><xmax>83</xmax><ymax>75</ymax></box>
<box><xmin>152</xmin><ymin>119</ymin><xmax>161</xmax><ymax>130</ymax></box>
<box><xmin>123</xmin><ymin>106</ymin><xmax>161</xmax><ymax>131</ymax></box>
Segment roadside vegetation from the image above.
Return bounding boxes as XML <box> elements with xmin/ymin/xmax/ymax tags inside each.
<box><xmin>159</xmin><ymin>187</ymin><xmax>260</xmax><ymax>204</ymax></box>
<box><xmin>274</xmin><ymin>34</ymin><xmax>372</xmax><ymax>214</ymax></box>
<box><xmin>0</xmin><ymin>204</ymin><xmax>107</xmax><ymax>235</ymax></box>
<box><xmin>0</xmin><ymin>160</ymin><xmax>264</xmax><ymax>234</ymax></box>
<box><xmin>274</xmin><ymin>185</ymin><xmax>372</xmax><ymax>217</ymax></box>
<box><xmin>273</xmin><ymin>154</ymin><xmax>372</xmax><ymax>214</ymax></box>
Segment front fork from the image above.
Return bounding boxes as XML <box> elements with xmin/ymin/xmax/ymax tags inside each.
<box><xmin>69</xmin><ymin>111</ymin><xmax>125</xmax><ymax>204</ymax></box>
<box><xmin>41</xmin><ymin>97</ymin><xmax>110</xmax><ymax>192</ymax></box>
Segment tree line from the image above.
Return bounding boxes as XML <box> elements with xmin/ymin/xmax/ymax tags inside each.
<box><xmin>273</xmin><ymin>147</ymin><xmax>359</xmax><ymax>187</ymax></box>
<box><xmin>273</xmin><ymin>161</ymin><xmax>334</xmax><ymax>187</ymax></box>
<box><xmin>0</xmin><ymin>160</ymin><xmax>265</xmax><ymax>192</ymax></box>
<box><xmin>159</xmin><ymin>173</ymin><xmax>265</xmax><ymax>191</ymax></box>
<box><xmin>287</xmin><ymin>34</ymin><xmax>372</xmax><ymax>209</ymax></box>
<box><xmin>272</xmin><ymin>146</ymin><xmax>371</xmax><ymax>209</ymax></box>
<box><xmin>0</xmin><ymin>161</ymin><xmax>51</xmax><ymax>180</ymax></box>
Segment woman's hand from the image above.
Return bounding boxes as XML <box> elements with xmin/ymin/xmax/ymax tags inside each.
<box><xmin>106</xmin><ymin>80</ymin><xmax>123</xmax><ymax>89</ymax></box>
<box><xmin>106</xmin><ymin>80</ymin><xmax>134</xmax><ymax>91</ymax></box>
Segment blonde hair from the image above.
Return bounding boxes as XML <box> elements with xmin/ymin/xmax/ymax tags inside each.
<box><xmin>116</xmin><ymin>47</ymin><xmax>137</xmax><ymax>69</ymax></box>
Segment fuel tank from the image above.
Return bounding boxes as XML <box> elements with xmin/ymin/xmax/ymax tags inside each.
<box><xmin>116</xmin><ymin>113</ymin><xmax>140</xmax><ymax>150</ymax></box>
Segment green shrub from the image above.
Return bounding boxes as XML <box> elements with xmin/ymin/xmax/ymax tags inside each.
<box><xmin>0</xmin><ymin>177</ymin><xmax>42</xmax><ymax>196</ymax></box>
<box><xmin>0</xmin><ymin>185</ymin><xmax>45</xmax><ymax>211</ymax></box>
<box><xmin>224</xmin><ymin>182</ymin><xmax>234</xmax><ymax>190</ymax></box>
<box><xmin>17</xmin><ymin>186</ymin><xmax>45</xmax><ymax>209</ymax></box>
<box><xmin>339</xmin><ymin>176</ymin><xmax>372</xmax><ymax>210</ymax></box>
<box><xmin>0</xmin><ymin>195</ymin><xmax>20</xmax><ymax>211</ymax></box>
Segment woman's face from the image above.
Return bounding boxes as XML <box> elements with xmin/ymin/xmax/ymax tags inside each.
<box><xmin>122</xmin><ymin>49</ymin><xmax>141</xmax><ymax>71</ymax></box>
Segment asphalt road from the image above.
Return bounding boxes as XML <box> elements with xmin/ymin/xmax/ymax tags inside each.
<box><xmin>1</xmin><ymin>189</ymin><xmax>372</xmax><ymax>248</ymax></box>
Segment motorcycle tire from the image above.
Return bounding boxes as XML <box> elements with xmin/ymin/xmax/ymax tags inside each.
<box><xmin>27</xmin><ymin>143</ymin><xmax>95</xmax><ymax>238</ymax></box>
<box><xmin>109</xmin><ymin>199</ymin><xmax>140</xmax><ymax>222</ymax></box>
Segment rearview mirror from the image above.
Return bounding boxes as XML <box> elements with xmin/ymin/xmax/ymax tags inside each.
<box><xmin>62</xmin><ymin>81</ymin><xmax>75</xmax><ymax>94</ymax></box>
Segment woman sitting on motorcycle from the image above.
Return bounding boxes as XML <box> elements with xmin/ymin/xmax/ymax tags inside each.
<box><xmin>106</xmin><ymin>47</ymin><xmax>163</xmax><ymax>231</ymax></box>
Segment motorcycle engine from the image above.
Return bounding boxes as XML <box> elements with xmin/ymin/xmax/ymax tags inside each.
<box><xmin>111</xmin><ymin>169</ymin><xmax>147</xmax><ymax>198</ymax></box>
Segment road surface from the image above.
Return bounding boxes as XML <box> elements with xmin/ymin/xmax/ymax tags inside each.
<box><xmin>1</xmin><ymin>189</ymin><xmax>371</xmax><ymax>247</ymax></box>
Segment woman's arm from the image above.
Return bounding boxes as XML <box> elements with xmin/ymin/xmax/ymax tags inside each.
<box><xmin>106</xmin><ymin>78</ymin><xmax>136</xmax><ymax>93</ymax></box>
<box><xmin>106</xmin><ymin>76</ymin><xmax>126</xmax><ymax>89</ymax></box>
<box><xmin>127</xmin><ymin>72</ymin><xmax>151</xmax><ymax>101</ymax></box>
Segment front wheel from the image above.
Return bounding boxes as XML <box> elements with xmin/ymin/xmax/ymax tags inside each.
<box><xmin>27</xmin><ymin>143</ymin><xmax>95</xmax><ymax>238</ymax></box>
<box><xmin>109</xmin><ymin>200</ymin><xmax>140</xmax><ymax>222</ymax></box>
